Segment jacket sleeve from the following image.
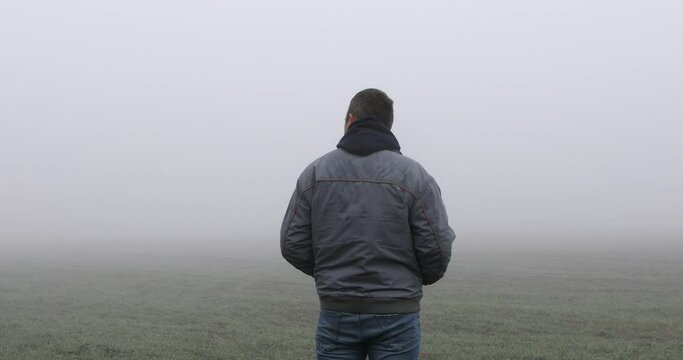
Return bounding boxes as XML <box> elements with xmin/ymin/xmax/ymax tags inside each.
<box><xmin>280</xmin><ymin>180</ymin><xmax>315</xmax><ymax>276</ymax></box>
<box><xmin>410</xmin><ymin>175</ymin><xmax>455</xmax><ymax>285</ymax></box>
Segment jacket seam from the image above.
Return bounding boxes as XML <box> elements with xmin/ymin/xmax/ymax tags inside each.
<box><xmin>315</xmin><ymin>178</ymin><xmax>444</xmax><ymax>275</ymax></box>
<box><xmin>316</xmin><ymin>178</ymin><xmax>417</xmax><ymax>198</ymax></box>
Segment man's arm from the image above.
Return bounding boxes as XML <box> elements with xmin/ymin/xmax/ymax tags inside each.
<box><xmin>410</xmin><ymin>175</ymin><xmax>455</xmax><ymax>285</ymax></box>
<box><xmin>280</xmin><ymin>181</ymin><xmax>315</xmax><ymax>276</ymax></box>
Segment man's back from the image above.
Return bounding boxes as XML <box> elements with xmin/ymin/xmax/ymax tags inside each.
<box><xmin>280</xmin><ymin>89</ymin><xmax>455</xmax><ymax>359</ymax></box>
<box><xmin>282</xmin><ymin>148</ymin><xmax>454</xmax><ymax>313</ymax></box>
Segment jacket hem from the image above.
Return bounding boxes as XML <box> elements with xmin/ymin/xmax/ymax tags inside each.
<box><xmin>319</xmin><ymin>297</ymin><xmax>421</xmax><ymax>314</ymax></box>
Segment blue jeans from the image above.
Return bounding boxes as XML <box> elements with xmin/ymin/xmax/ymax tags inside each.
<box><xmin>316</xmin><ymin>309</ymin><xmax>420</xmax><ymax>360</ymax></box>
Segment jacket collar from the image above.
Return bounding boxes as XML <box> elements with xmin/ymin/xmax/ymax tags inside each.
<box><xmin>336</xmin><ymin>117</ymin><xmax>401</xmax><ymax>156</ymax></box>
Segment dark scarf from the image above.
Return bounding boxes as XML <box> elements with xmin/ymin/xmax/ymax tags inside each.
<box><xmin>336</xmin><ymin>117</ymin><xmax>402</xmax><ymax>156</ymax></box>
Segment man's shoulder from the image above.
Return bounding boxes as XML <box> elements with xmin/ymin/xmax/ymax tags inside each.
<box><xmin>294</xmin><ymin>149</ymin><xmax>340</xmax><ymax>187</ymax></box>
<box><xmin>300</xmin><ymin>149</ymin><xmax>341</xmax><ymax>173</ymax></box>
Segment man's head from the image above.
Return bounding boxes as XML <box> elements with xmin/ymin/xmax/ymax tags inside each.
<box><xmin>345</xmin><ymin>88</ymin><xmax>394</xmax><ymax>132</ymax></box>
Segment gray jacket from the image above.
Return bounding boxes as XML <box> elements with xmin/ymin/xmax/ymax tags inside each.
<box><xmin>280</xmin><ymin>148</ymin><xmax>455</xmax><ymax>313</ymax></box>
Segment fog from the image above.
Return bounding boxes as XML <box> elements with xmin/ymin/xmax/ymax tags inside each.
<box><xmin>1</xmin><ymin>1</ymin><xmax>681</xmax><ymax>254</ymax></box>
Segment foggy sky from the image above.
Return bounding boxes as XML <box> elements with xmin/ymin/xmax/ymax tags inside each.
<box><xmin>1</xmin><ymin>1</ymin><xmax>682</xmax><ymax>252</ymax></box>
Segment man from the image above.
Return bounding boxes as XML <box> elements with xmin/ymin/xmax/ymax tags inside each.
<box><xmin>281</xmin><ymin>88</ymin><xmax>455</xmax><ymax>360</ymax></box>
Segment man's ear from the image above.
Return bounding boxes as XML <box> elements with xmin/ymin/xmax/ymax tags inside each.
<box><xmin>346</xmin><ymin>113</ymin><xmax>357</xmax><ymax>124</ymax></box>
<box><xmin>344</xmin><ymin>113</ymin><xmax>357</xmax><ymax>132</ymax></box>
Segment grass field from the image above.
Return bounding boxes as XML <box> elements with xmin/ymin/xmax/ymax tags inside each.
<box><xmin>0</xmin><ymin>246</ymin><xmax>681</xmax><ymax>359</ymax></box>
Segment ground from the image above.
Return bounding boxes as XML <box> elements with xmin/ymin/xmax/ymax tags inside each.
<box><xmin>0</xmin><ymin>246</ymin><xmax>681</xmax><ymax>359</ymax></box>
